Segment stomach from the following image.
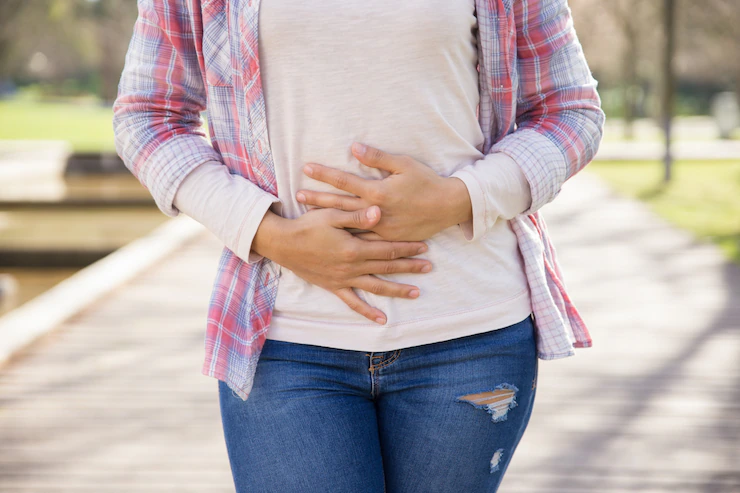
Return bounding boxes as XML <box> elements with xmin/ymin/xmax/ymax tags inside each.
<box><xmin>271</xmin><ymin>218</ymin><xmax>529</xmax><ymax>327</ymax></box>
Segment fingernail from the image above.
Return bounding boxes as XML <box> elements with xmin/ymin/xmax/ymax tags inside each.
<box><xmin>353</xmin><ymin>142</ymin><xmax>366</xmax><ymax>155</ymax></box>
<box><xmin>296</xmin><ymin>192</ymin><xmax>306</xmax><ymax>202</ymax></box>
<box><xmin>421</xmin><ymin>264</ymin><xmax>431</xmax><ymax>273</ymax></box>
<box><xmin>366</xmin><ymin>206</ymin><xmax>378</xmax><ymax>220</ymax></box>
<box><xmin>409</xmin><ymin>289</ymin><xmax>420</xmax><ymax>298</ymax></box>
<box><xmin>375</xmin><ymin>316</ymin><xmax>386</xmax><ymax>325</ymax></box>
<box><xmin>417</xmin><ymin>245</ymin><xmax>427</xmax><ymax>254</ymax></box>
<box><xmin>303</xmin><ymin>164</ymin><xmax>313</xmax><ymax>176</ymax></box>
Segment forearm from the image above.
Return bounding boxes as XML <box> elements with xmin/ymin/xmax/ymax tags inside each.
<box><xmin>173</xmin><ymin>160</ymin><xmax>283</xmax><ymax>264</ymax></box>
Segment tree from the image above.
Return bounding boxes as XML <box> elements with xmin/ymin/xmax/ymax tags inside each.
<box><xmin>662</xmin><ymin>0</ymin><xmax>677</xmax><ymax>182</ymax></box>
<box><xmin>87</xmin><ymin>0</ymin><xmax>139</xmax><ymax>103</ymax></box>
<box><xmin>0</xmin><ymin>1</ymin><xmax>32</xmax><ymax>78</ymax></box>
<box><xmin>570</xmin><ymin>0</ymin><xmax>662</xmax><ymax>139</ymax></box>
<box><xmin>683</xmin><ymin>0</ymin><xmax>740</xmax><ymax>103</ymax></box>
<box><xmin>1</xmin><ymin>0</ymin><xmax>137</xmax><ymax>101</ymax></box>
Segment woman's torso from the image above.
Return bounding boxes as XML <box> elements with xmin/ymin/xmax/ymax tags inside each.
<box><xmin>259</xmin><ymin>0</ymin><xmax>532</xmax><ymax>351</ymax></box>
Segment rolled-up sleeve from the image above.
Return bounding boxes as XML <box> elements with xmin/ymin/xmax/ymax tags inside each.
<box><xmin>174</xmin><ymin>161</ymin><xmax>282</xmax><ymax>264</ymax></box>
<box><xmin>112</xmin><ymin>0</ymin><xmax>224</xmax><ymax>218</ymax></box>
<box><xmin>490</xmin><ymin>0</ymin><xmax>605</xmax><ymax>215</ymax></box>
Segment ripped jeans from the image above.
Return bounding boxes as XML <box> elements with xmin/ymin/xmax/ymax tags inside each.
<box><xmin>218</xmin><ymin>313</ymin><xmax>538</xmax><ymax>493</ymax></box>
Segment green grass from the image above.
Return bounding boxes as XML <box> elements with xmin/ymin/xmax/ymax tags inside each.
<box><xmin>0</xmin><ymin>100</ymin><xmax>117</xmax><ymax>152</ymax></box>
<box><xmin>0</xmin><ymin>99</ymin><xmax>211</xmax><ymax>152</ymax></box>
<box><xmin>588</xmin><ymin>160</ymin><xmax>740</xmax><ymax>265</ymax></box>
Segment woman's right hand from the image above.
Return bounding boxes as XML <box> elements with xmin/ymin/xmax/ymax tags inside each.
<box><xmin>265</xmin><ymin>205</ymin><xmax>432</xmax><ymax>325</ymax></box>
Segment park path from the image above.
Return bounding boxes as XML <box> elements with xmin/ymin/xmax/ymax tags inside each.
<box><xmin>500</xmin><ymin>171</ymin><xmax>739</xmax><ymax>492</ymax></box>
<box><xmin>0</xmin><ymin>169</ymin><xmax>738</xmax><ymax>492</ymax></box>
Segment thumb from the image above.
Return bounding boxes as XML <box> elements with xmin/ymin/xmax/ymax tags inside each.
<box><xmin>333</xmin><ymin>205</ymin><xmax>381</xmax><ymax>229</ymax></box>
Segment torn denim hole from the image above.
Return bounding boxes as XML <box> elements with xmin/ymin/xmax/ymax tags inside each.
<box><xmin>490</xmin><ymin>448</ymin><xmax>504</xmax><ymax>473</ymax></box>
<box><xmin>456</xmin><ymin>383</ymin><xmax>519</xmax><ymax>422</ymax></box>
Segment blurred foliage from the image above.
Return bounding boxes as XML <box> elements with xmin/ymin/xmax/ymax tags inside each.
<box><xmin>0</xmin><ymin>0</ymin><xmax>138</xmax><ymax>102</ymax></box>
<box><xmin>570</xmin><ymin>0</ymin><xmax>739</xmax><ymax>131</ymax></box>
<box><xmin>599</xmin><ymin>87</ymin><xmax>728</xmax><ymax>120</ymax></box>
<box><xmin>0</xmin><ymin>0</ymin><xmax>737</xmax><ymax>127</ymax></box>
<box><xmin>589</xmin><ymin>159</ymin><xmax>740</xmax><ymax>265</ymax></box>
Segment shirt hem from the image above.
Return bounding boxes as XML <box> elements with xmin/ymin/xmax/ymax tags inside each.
<box><xmin>266</xmin><ymin>287</ymin><xmax>533</xmax><ymax>352</ymax></box>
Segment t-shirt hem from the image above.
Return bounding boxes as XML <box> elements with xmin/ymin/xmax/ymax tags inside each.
<box><xmin>266</xmin><ymin>288</ymin><xmax>533</xmax><ymax>352</ymax></box>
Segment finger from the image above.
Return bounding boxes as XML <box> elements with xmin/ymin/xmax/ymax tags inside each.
<box><xmin>303</xmin><ymin>163</ymin><xmax>372</xmax><ymax>197</ymax></box>
<box><xmin>362</xmin><ymin>258</ymin><xmax>433</xmax><ymax>275</ymax></box>
<box><xmin>356</xmin><ymin>239</ymin><xmax>429</xmax><ymax>260</ymax></box>
<box><xmin>353</xmin><ymin>231</ymin><xmax>385</xmax><ymax>241</ymax></box>
<box><xmin>330</xmin><ymin>206</ymin><xmax>381</xmax><ymax>229</ymax></box>
<box><xmin>333</xmin><ymin>287</ymin><xmax>387</xmax><ymax>324</ymax></box>
<box><xmin>352</xmin><ymin>142</ymin><xmax>406</xmax><ymax>174</ymax></box>
<box><xmin>351</xmin><ymin>274</ymin><xmax>421</xmax><ymax>299</ymax></box>
<box><xmin>296</xmin><ymin>190</ymin><xmax>365</xmax><ymax>211</ymax></box>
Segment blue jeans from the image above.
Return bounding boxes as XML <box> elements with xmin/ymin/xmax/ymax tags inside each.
<box><xmin>218</xmin><ymin>313</ymin><xmax>538</xmax><ymax>493</ymax></box>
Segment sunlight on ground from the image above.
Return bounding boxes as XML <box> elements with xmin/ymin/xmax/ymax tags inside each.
<box><xmin>588</xmin><ymin>159</ymin><xmax>740</xmax><ymax>265</ymax></box>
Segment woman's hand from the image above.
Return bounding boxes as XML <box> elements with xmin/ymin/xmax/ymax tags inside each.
<box><xmin>296</xmin><ymin>143</ymin><xmax>473</xmax><ymax>242</ymax></box>
<box><xmin>264</xmin><ymin>205</ymin><xmax>433</xmax><ymax>325</ymax></box>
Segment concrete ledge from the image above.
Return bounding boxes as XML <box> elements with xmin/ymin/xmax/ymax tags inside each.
<box><xmin>65</xmin><ymin>152</ymin><xmax>128</xmax><ymax>175</ymax></box>
<box><xmin>0</xmin><ymin>214</ymin><xmax>207</xmax><ymax>366</ymax></box>
<box><xmin>0</xmin><ymin>197</ymin><xmax>155</xmax><ymax>208</ymax></box>
<box><xmin>0</xmin><ymin>139</ymin><xmax>71</xmax><ymax>182</ymax></box>
<box><xmin>0</xmin><ymin>248</ymin><xmax>115</xmax><ymax>268</ymax></box>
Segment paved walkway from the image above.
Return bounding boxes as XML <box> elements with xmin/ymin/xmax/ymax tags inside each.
<box><xmin>0</xmin><ymin>169</ymin><xmax>738</xmax><ymax>492</ymax></box>
<box><xmin>502</xmin><ymin>171</ymin><xmax>739</xmax><ymax>492</ymax></box>
<box><xmin>0</xmin><ymin>140</ymin><xmax>70</xmax><ymax>183</ymax></box>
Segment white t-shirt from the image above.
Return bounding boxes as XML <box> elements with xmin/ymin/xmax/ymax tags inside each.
<box><xmin>260</xmin><ymin>0</ymin><xmax>532</xmax><ymax>350</ymax></box>
<box><xmin>173</xmin><ymin>0</ymin><xmax>533</xmax><ymax>352</ymax></box>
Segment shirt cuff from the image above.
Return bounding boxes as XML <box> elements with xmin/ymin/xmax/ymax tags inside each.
<box><xmin>173</xmin><ymin>160</ymin><xmax>281</xmax><ymax>264</ymax></box>
<box><xmin>449</xmin><ymin>152</ymin><xmax>532</xmax><ymax>243</ymax></box>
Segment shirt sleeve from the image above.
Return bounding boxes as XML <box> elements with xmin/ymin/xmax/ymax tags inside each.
<box><xmin>488</xmin><ymin>0</ymin><xmax>605</xmax><ymax>215</ymax></box>
<box><xmin>112</xmin><ymin>0</ymin><xmax>222</xmax><ymax>218</ymax></box>
<box><xmin>173</xmin><ymin>160</ymin><xmax>282</xmax><ymax>265</ymax></box>
<box><xmin>450</xmin><ymin>152</ymin><xmax>532</xmax><ymax>242</ymax></box>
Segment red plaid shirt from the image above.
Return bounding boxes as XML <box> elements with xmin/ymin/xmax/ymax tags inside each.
<box><xmin>113</xmin><ymin>0</ymin><xmax>605</xmax><ymax>400</ymax></box>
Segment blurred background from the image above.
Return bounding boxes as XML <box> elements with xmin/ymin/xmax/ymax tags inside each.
<box><xmin>0</xmin><ymin>0</ymin><xmax>163</xmax><ymax>317</ymax></box>
<box><xmin>0</xmin><ymin>0</ymin><xmax>739</xmax><ymax>315</ymax></box>
<box><xmin>0</xmin><ymin>1</ymin><xmax>738</xmax><ymax>492</ymax></box>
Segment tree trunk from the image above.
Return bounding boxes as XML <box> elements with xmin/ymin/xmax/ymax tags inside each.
<box><xmin>0</xmin><ymin>0</ymin><xmax>28</xmax><ymax>78</ymax></box>
<box><xmin>662</xmin><ymin>0</ymin><xmax>676</xmax><ymax>183</ymax></box>
<box><xmin>623</xmin><ymin>17</ymin><xmax>639</xmax><ymax>140</ymax></box>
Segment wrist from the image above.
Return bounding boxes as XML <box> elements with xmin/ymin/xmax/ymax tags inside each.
<box><xmin>442</xmin><ymin>176</ymin><xmax>473</xmax><ymax>229</ymax></box>
<box><xmin>252</xmin><ymin>210</ymin><xmax>294</xmax><ymax>263</ymax></box>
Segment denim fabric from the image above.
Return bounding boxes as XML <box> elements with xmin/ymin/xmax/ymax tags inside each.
<box><xmin>218</xmin><ymin>314</ymin><xmax>538</xmax><ymax>492</ymax></box>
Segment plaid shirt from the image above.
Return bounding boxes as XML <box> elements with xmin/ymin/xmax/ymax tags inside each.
<box><xmin>113</xmin><ymin>0</ymin><xmax>605</xmax><ymax>400</ymax></box>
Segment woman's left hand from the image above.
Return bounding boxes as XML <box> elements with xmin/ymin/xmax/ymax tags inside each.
<box><xmin>297</xmin><ymin>143</ymin><xmax>472</xmax><ymax>242</ymax></box>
